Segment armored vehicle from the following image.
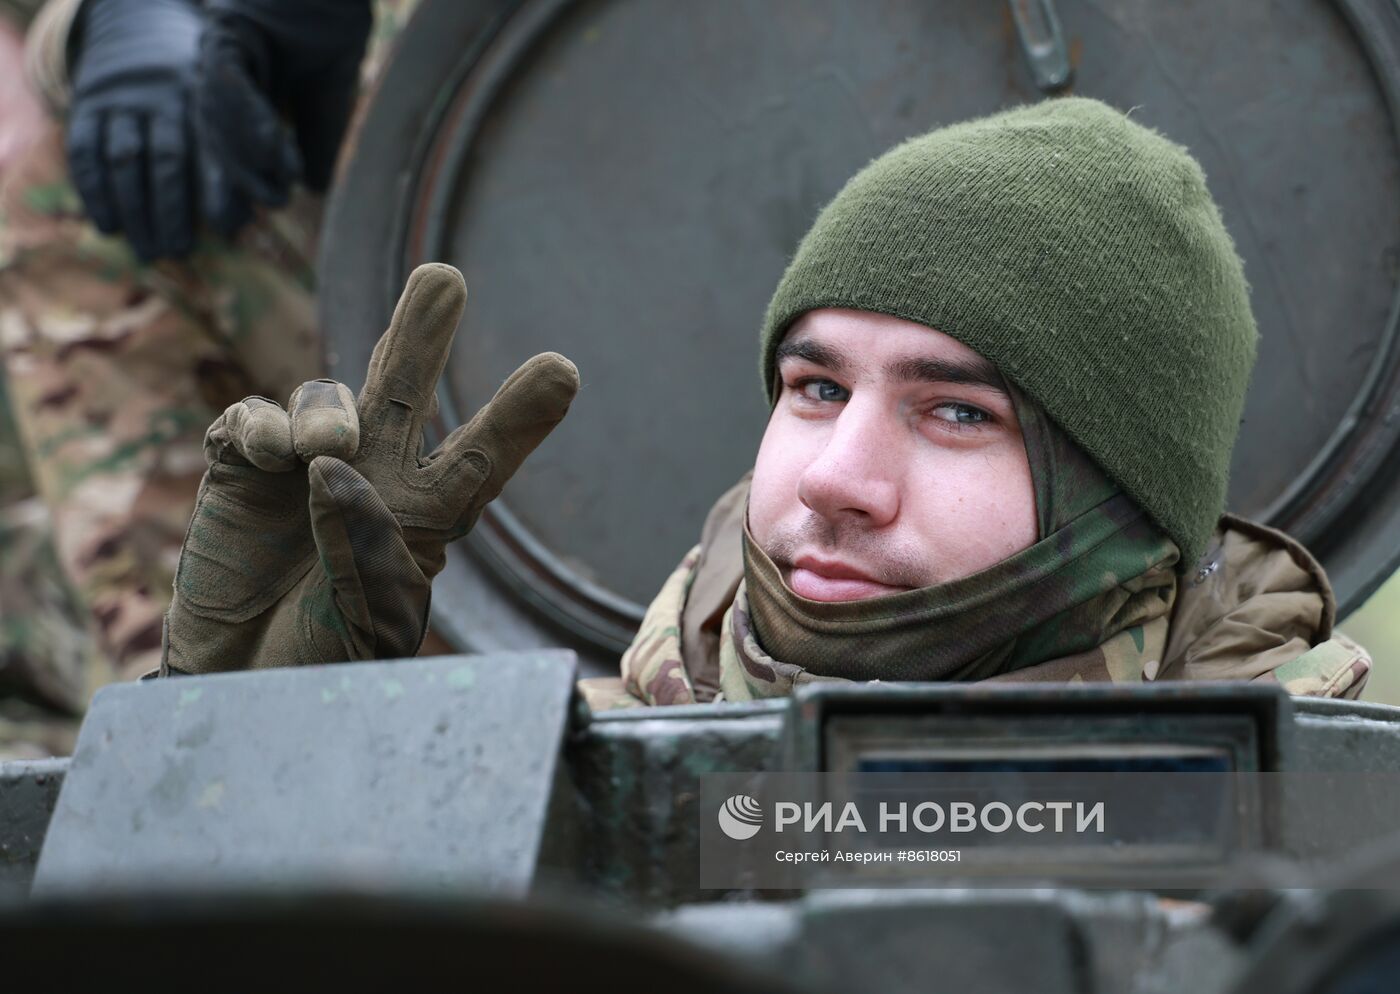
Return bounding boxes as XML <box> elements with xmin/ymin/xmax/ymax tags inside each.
<box><xmin>5</xmin><ymin>2</ymin><xmax>1400</xmax><ymax>991</ymax></box>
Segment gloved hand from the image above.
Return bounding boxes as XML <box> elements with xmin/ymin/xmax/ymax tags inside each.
<box><xmin>65</xmin><ymin>0</ymin><xmax>283</xmax><ymax>259</ymax></box>
<box><xmin>161</xmin><ymin>263</ymin><xmax>579</xmax><ymax>674</ymax></box>
<box><xmin>200</xmin><ymin>0</ymin><xmax>373</xmax><ymax>196</ymax></box>
<box><xmin>66</xmin><ymin>0</ymin><xmax>206</xmax><ymax>260</ymax></box>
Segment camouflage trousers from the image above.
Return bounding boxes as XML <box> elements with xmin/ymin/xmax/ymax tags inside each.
<box><xmin>0</xmin><ymin>127</ymin><xmax>323</xmax><ymax>757</ymax></box>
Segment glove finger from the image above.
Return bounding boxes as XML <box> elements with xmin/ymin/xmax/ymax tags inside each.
<box><xmin>426</xmin><ymin>351</ymin><xmax>579</xmax><ymax>520</ymax></box>
<box><xmin>205</xmin><ymin>397</ymin><xmax>295</xmax><ymax>471</ymax></box>
<box><xmin>245</xmin><ymin>89</ymin><xmax>299</xmax><ymax>207</ymax></box>
<box><xmin>104</xmin><ymin>111</ymin><xmax>157</xmax><ymax>261</ymax></box>
<box><xmin>198</xmin><ymin>22</ymin><xmax>299</xmax><ymax>207</ymax></box>
<box><xmin>308</xmin><ymin>456</ymin><xmax>430</xmax><ymax>660</ymax></box>
<box><xmin>67</xmin><ymin>109</ymin><xmax>118</xmax><ymax>233</ymax></box>
<box><xmin>359</xmin><ymin>263</ymin><xmax>466</xmax><ymax>433</ymax></box>
<box><xmin>275</xmin><ymin>122</ymin><xmax>302</xmax><ymax>190</ymax></box>
<box><xmin>288</xmin><ymin>63</ymin><xmax>359</xmax><ymax>192</ymax></box>
<box><xmin>224</xmin><ymin>78</ymin><xmax>296</xmax><ymax>207</ymax></box>
<box><xmin>198</xmin><ymin>152</ymin><xmax>253</xmax><ymax>238</ymax></box>
<box><xmin>148</xmin><ymin>112</ymin><xmax>195</xmax><ymax>259</ymax></box>
<box><xmin>288</xmin><ymin>379</ymin><xmax>359</xmax><ymax>462</ymax></box>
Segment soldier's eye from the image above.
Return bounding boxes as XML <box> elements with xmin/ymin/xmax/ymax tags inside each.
<box><xmin>929</xmin><ymin>402</ymin><xmax>992</xmax><ymax>427</ymax></box>
<box><xmin>798</xmin><ymin>378</ymin><xmax>850</xmax><ymax>403</ymax></box>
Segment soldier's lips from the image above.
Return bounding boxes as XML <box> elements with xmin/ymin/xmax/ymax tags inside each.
<box><xmin>787</xmin><ymin>557</ymin><xmax>913</xmax><ymax>602</ymax></box>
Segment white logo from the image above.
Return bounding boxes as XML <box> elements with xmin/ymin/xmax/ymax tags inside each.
<box><xmin>718</xmin><ymin>794</ymin><xmax>763</xmax><ymax>840</ymax></box>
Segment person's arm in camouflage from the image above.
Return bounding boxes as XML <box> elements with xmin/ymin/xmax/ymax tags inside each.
<box><xmin>162</xmin><ymin>263</ymin><xmax>579</xmax><ymax>674</ymax></box>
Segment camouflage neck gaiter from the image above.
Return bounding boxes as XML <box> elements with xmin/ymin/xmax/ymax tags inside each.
<box><xmin>742</xmin><ymin>387</ymin><xmax>1180</xmax><ymax>682</ymax></box>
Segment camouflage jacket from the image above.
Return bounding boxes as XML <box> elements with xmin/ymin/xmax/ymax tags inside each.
<box><xmin>580</xmin><ymin>477</ymin><xmax>1371</xmax><ymax>710</ymax></box>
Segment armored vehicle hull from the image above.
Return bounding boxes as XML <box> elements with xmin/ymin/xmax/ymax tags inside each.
<box><xmin>5</xmin><ymin>656</ymin><xmax>1400</xmax><ymax>992</ymax></box>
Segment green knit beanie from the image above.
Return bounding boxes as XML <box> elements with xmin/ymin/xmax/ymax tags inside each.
<box><xmin>760</xmin><ymin>97</ymin><xmax>1257</xmax><ymax>568</ymax></box>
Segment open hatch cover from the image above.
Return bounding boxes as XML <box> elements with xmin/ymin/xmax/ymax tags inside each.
<box><xmin>320</xmin><ymin>0</ymin><xmax>1400</xmax><ymax>672</ymax></box>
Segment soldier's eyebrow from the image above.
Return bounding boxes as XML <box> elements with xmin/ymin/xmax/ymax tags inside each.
<box><xmin>775</xmin><ymin>337</ymin><xmax>852</xmax><ymax>374</ymax></box>
<box><xmin>887</xmin><ymin>354</ymin><xmax>1008</xmax><ymax>394</ymax></box>
<box><xmin>776</xmin><ymin>335</ymin><xmax>1007</xmax><ymax>396</ymax></box>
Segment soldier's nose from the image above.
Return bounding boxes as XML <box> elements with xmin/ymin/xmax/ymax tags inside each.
<box><xmin>797</xmin><ymin>404</ymin><xmax>900</xmax><ymax>528</ymax></box>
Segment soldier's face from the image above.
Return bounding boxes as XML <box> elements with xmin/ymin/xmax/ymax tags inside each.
<box><xmin>748</xmin><ymin>308</ymin><xmax>1038</xmax><ymax>601</ymax></box>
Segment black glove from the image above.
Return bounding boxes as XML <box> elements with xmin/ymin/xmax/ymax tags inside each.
<box><xmin>67</xmin><ymin>0</ymin><xmax>304</xmax><ymax>259</ymax></box>
<box><xmin>66</xmin><ymin>0</ymin><xmax>209</xmax><ymax>260</ymax></box>
<box><xmin>201</xmin><ymin>0</ymin><xmax>373</xmax><ymax>195</ymax></box>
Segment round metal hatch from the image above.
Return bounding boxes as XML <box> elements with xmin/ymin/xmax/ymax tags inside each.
<box><xmin>320</xmin><ymin>0</ymin><xmax>1400</xmax><ymax>673</ymax></box>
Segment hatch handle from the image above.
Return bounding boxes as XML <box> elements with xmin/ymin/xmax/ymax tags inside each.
<box><xmin>1008</xmin><ymin>0</ymin><xmax>1073</xmax><ymax>93</ymax></box>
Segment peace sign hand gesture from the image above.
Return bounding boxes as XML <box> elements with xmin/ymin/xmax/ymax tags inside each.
<box><xmin>161</xmin><ymin>264</ymin><xmax>579</xmax><ymax>675</ymax></box>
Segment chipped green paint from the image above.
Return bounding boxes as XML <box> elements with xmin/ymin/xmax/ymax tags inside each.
<box><xmin>196</xmin><ymin>781</ymin><xmax>225</xmax><ymax>809</ymax></box>
<box><xmin>178</xmin><ymin>688</ymin><xmax>203</xmax><ymax>708</ymax></box>
<box><xmin>680</xmin><ymin>743</ymin><xmax>745</xmax><ymax>777</ymax></box>
<box><xmin>321</xmin><ymin>675</ymin><xmax>356</xmax><ymax>703</ymax></box>
<box><xmin>447</xmin><ymin>667</ymin><xmax>476</xmax><ymax>690</ymax></box>
<box><xmin>382</xmin><ymin>678</ymin><xmax>405</xmax><ymax>700</ymax></box>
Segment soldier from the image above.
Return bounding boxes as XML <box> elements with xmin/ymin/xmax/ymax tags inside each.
<box><xmin>155</xmin><ymin>97</ymin><xmax>1372</xmax><ymax>707</ymax></box>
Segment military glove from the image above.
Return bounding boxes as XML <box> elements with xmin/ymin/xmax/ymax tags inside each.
<box><xmin>201</xmin><ymin>0</ymin><xmax>372</xmax><ymax>194</ymax></box>
<box><xmin>66</xmin><ymin>0</ymin><xmax>208</xmax><ymax>260</ymax></box>
<box><xmin>66</xmin><ymin>0</ymin><xmax>292</xmax><ymax>256</ymax></box>
<box><xmin>161</xmin><ymin>263</ymin><xmax>579</xmax><ymax>674</ymax></box>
